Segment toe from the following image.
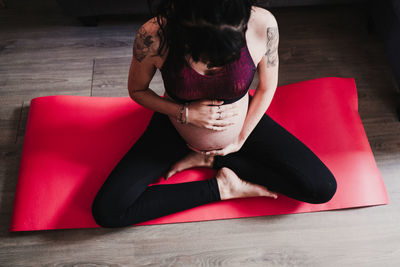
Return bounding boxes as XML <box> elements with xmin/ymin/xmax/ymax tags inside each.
<box><xmin>265</xmin><ymin>189</ymin><xmax>278</xmax><ymax>199</ymax></box>
<box><xmin>166</xmin><ymin>169</ymin><xmax>178</xmax><ymax>179</ymax></box>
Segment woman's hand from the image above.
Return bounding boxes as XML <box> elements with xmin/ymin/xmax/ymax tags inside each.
<box><xmin>187</xmin><ymin>99</ymin><xmax>240</xmax><ymax>131</ymax></box>
<box><xmin>187</xmin><ymin>136</ymin><xmax>245</xmax><ymax>157</ymax></box>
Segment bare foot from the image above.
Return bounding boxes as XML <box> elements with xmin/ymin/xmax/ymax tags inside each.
<box><xmin>165</xmin><ymin>151</ymin><xmax>214</xmax><ymax>180</ymax></box>
<box><xmin>215</xmin><ymin>167</ymin><xmax>278</xmax><ymax>200</ymax></box>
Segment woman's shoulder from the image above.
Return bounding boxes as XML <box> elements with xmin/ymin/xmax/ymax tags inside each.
<box><xmin>246</xmin><ymin>6</ymin><xmax>279</xmax><ymax>66</ymax></box>
<box><xmin>249</xmin><ymin>6</ymin><xmax>278</xmax><ymax>31</ymax></box>
<box><xmin>133</xmin><ymin>17</ymin><xmax>168</xmax><ymax>67</ymax></box>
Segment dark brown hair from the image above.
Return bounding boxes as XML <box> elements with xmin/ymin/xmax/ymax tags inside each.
<box><xmin>147</xmin><ymin>0</ymin><xmax>257</xmax><ymax>71</ymax></box>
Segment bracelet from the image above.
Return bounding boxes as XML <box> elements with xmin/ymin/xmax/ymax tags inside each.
<box><xmin>176</xmin><ymin>104</ymin><xmax>184</xmax><ymax>124</ymax></box>
<box><xmin>184</xmin><ymin>103</ymin><xmax>189</xmax><ymax>124</ymax></box>
<box><xmin>176</xmin><ymin>103</ymin><xmax>189</xmax><ymax>124</ymax></box>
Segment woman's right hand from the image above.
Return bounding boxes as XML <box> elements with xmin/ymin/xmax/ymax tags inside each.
<box><xmin>186</xmin><ymin>99</ymin><xmax>240</xmax><ymax>131</ymax></box>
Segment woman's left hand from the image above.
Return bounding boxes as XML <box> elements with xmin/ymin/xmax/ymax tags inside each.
<box><xmin>187</xmin><ymin>137</ymin><xmax>244</xmax><ymax>157</ymax></box>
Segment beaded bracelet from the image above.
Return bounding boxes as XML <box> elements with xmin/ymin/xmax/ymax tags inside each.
<box><xmin>176</xmin><ymin>104</ymin><xmax>185</xmax><ymax>124</ymax></box>
<box><xmin>176</xmin><ymin>103</ymin><xmax>189</xmax><ymax>124</ymax></box>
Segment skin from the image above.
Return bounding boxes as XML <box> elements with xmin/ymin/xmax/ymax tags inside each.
<box><xmin>128</xmin><ymin>6</ymin><xmax>280</xmax><ymax>199</ymax></box>
<box><xmin>164</xmin><ymin>92</ymin><xmax>249</xmax><ymax>151</ymax></box>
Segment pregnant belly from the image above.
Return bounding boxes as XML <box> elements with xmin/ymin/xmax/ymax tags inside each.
<box><xmin>164</xmin><ymin>92</ymin><xmax>249</xmax><ymax>151</ymax></box>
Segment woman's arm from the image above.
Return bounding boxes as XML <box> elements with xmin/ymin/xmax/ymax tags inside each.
<box><xmin>128</xmin><ymin>18</ymin><xmax>181</xmax><ymax>119</ymax></box>
<box><xmin>238</xmin><ymin>10</ymin><xmax>279</xmax><ymax>144</ymax></box>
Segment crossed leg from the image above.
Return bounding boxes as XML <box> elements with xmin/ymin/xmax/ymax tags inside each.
<box><xmin>91</xmin><ymin>111</ymin><xmax>221</xmax><ymax>228</ymax></box>
<box><xmin>91</xmin><ymin>104</ymin><xmax>337</xmax><ymax>228</ymax></box>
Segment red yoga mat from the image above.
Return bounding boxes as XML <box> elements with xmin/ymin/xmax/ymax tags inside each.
<box><xmin>9</xmin><ymin>77</ymin><xmax>388</xmax><ymax>232</ymax></box>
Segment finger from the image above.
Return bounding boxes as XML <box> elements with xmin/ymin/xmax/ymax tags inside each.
<box><xmin>209</xmin><ymin>106</ymin><xmax>223</xmax><ymax>116</ymax></box>
<box><xmin>206</xmin><ymin>125</ymin><xmax>227</xmax><ymax>131</ymax></box>
<box><xmin>204</xmin><ymin>150</ymin><xmax>215</xmax><ymax>156</ymax></box>
<box><xmin>210</xmin><ymin>112</ymin><xmax>220</xmax><ymax>120</ymax></box>
<box><xmin>212</xmin><ymin>104</ymin><xmax>235</xmax><ymax>114</ymax></box>
<box><xmin>204</xmin><ymin>149</ymin><xmax>218</xmax><ymax>156</ymax></box>
<box><xmin>212</xmin><ymin>120</ymin><xmax>235</xmax><ymax>127</ymax></box>
<box><xmin>165</xmin><ymin>171</ymin><xmax>173</xmax><ymax>180</ymax></box>
<box><xmin>211</xmin><ymin>112</ymin><xmax>238</xmax><ymax>121</ymax></box>
<box><xmin>165</xmin><ymin>164</ymin><xmax>181</xmax><ymax>179</ymax></box>
<box><xmin>267</xmin><ymin>190</ymin><xmax>279</xmax><ymax>199</ymax></box>
<box><xmin>214</xmin><ymin>112</ymin><xmax>239</xmax><ymax>121</ymax></box>
<box><xmin>211</xmin><ymin>107</ymin><xmax>238</xmax><ymax>117</ymax></box>
<box><xmin>215</xmin><ymin>111</ymin><xmax>239</xmax><ymax>120</ymax></box>
<box><xmin>212</xmin><ymin>112</ymin><xmax>238</xmax><ymax>121</ymax></box>
<box><xmin>205</xmin><ymin>149</ymin><xmax>225</xmax><ymax>156</ymax></box>
<box><xmin>212</xmin><ymin>105</ymin><xmax>225</xmax><ymax>113</ymax></box>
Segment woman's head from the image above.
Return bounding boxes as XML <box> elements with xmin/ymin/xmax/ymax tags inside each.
<box><xmin>148</xmin><ymin>0</ymin><xmax>256</xmax><ymax>70</ymax></box>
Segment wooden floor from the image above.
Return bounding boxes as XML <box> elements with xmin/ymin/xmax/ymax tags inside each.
<box><xmin>1</xmin><ymin>1</ymin><xmax>400</xmax><ymax>266</ymax></box>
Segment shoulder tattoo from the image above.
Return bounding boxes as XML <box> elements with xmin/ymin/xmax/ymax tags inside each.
<box><xmin>265</xmin><ymin>27</ymin><xmax>279</xmax><ymax>68</ymax></box>
<box><xmin>133</xmin><ymin>26</ymin><xmax>154</xmax><ymax>62</ymax></box>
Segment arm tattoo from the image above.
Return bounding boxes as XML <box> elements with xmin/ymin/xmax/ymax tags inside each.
<box><xmin>265</xmin><ymin>27</ymin><xmax>279</xmax><ymax>67</ymax></box>
<box><xmin>151</xmin><ymin>17</ymin><xmax>158</xmax><ymax>25</ymax></box>
<box><xmin>133</xmin><ymin>26</ymin><xmax>154</xmax><ymax>62</ymax></box>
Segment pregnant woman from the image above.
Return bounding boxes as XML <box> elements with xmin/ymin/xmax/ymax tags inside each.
<box><xmin>92</xmin><ymin>0</ymin><xmax>337</xmax><ymax>228</ymax></box>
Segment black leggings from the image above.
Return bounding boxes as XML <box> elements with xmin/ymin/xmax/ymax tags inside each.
<box><xmin>92</xmin><ymin>95</ymin><xmax>337</xmax><ymax>228</ymax></box>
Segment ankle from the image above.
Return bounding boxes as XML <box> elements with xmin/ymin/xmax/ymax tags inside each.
<box><xmin>204</xmin><ymin>155</ymin><xmax>215</xmax><ymax>167</ymax></box>
<box><xmin>215</xmin><ymin>175</ymin><xmax>230</xmax><ymax>200</ymax></box>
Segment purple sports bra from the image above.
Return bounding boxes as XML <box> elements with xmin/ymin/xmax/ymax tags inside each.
<box><xmin>160</xmin><ymin>43</ymin><xmax>257</xmax><ymax>104</ymax></box>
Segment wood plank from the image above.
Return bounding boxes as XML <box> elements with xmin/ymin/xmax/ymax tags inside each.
<box><xmin>92</xmin><ymin>57</ymin><xmax>171</xmax><ymax>97</ymax></box>
<box><xmin>0</xmin><ymin>58</ymin><xmax>93</xmax><ymax>98</ymax></box>
<box><xmin>0</xmin><ymin>1</ymin><xmax>399</xmax><ymax>266</ymax></box>
<box><xmin>0</xmin><ymin>97</ymin><xmax>23</xmax><ymax>145</ymax></box>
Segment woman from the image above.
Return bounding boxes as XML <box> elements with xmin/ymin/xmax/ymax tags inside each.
<box><xmin>91</xmin><ymin>0</ymin><xmax>337</xmax><ymax>228</ymax></box>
